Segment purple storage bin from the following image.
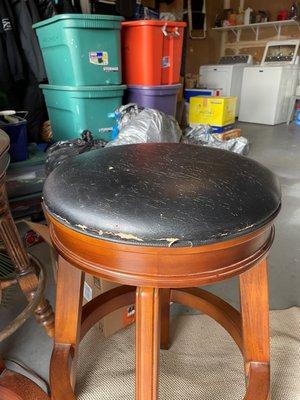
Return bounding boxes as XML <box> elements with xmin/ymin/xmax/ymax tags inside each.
<box><xmin>125</xmin><ymin>84</ymin><xmax>182</xmax><ymax>116</ymax></box>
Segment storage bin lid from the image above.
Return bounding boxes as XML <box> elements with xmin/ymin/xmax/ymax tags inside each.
<box><xmin>127</xmin><ymin>84</ymin><xmax>182</xmax><ymax>95</ymax></box>
<box><xmin>33</xmin><ymin>13</ymin><xmax>124</xmax><ymax>29</ymax></box>
<box><xmin>122</xmin><ymin>20</ymin><xmax>186</xmax><ymax>27</ymax></box>
<box><xmin>39</xmin><ymin>84</ymin><xmax>127</xmax><ymax>91</ymax></box>
<box><xmin>127</xmin><ymin>84</ymin><xmax>182</xmax><ymax>90</ymax></box>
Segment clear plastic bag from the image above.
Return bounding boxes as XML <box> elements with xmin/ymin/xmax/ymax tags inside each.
<box><xmin>107</xmin><ymin>107</ymin><xmax>182</xmax><ymax>147</ymax></box>
<box><xmin>182</xmin><ymin>125</ymin><xmax>249</xmax><ymax>155</ymax></box>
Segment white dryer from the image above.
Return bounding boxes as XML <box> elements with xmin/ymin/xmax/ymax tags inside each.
<box><xmin>199</xmin><ymin>54</ymin><xmax>253</xmax><ymax>116</ymax></box>
<box><xmin>239</xmin><ymin>40</ymin><xmax>300</xmax><ymax>125</ymax></box>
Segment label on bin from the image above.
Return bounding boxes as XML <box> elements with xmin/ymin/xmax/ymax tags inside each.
<box><xmin>89</xmin><ymin>51</ymin><xmax>108</xmax><ymax>65</ymax></box>
<box><xmin>162</xmin><ymin>56</ymin><xmax>170</xmax><ymax>68</ymax></box>
<box><xmin>99</xmin><ymin>127</ymin><xmax>113</xmax><ymax>132</ymax></box>
<box><xmin>103</xmin><ymin>66</ymin><xmax>119</xmax><ymax>72</ymax></box>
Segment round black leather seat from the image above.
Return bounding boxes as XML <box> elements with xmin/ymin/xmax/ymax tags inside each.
<box><xmin>43</xmin><ymin>143</ymin><xmax>281</xmax><ymax>247</ymax></box>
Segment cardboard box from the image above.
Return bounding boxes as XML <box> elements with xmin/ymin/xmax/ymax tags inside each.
<box><xmin>214</xmin><ymin>128</ymin><xmax>241</xmax><ymax>141</ymax></box>
<box><xmin>210</xmin><ymin>124</ymin><xmax>234</xmax><ymax>133</ymax></box>
<box><xmin>23</xmin><ymin>220</ymin><xmax>135</xmax><ymax>338</ymax></box>
<box><xmin>184</xmin><ymin>88</ymin><xmax>221</xmax><ymax>102</ymax></box>
<box><xmin>189</xmin><ymin>96</ymin><xmax>237</xmax><ymax>127</ymax></box>
<box><xmin>83</xmin><ymin>274</ymin><xmax>135</xmax><ymax>337</ymax></box>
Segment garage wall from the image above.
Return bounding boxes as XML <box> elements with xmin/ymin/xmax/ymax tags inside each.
<box><xmin>185</xmin><ymin>0</ymin><xmax>223</xmax><ymax>74</ymax></box>
<box><xmin>231</xmin><ymin>0</ymin><xmax>295</xmax><ymax>20</ymax></box>
<box><xmin>227</xmin><ymin>1</ymin><xmax>300</xmax><ymax>63</ymax></box>
<box><xmin>185</xmin><ymin>0</ymin><xmax>300</xmax><ymax>74</ymax></box>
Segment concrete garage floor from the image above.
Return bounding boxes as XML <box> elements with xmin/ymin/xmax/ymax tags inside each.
<box><xmin>0</xmin><ymin>122</ymin><xmax>300</xmax><ymax>383</ymax></box>
<box><xmin>206</xmin><ymin>121</ymin><xmax>300</xmax><ymax>309</ymax></box>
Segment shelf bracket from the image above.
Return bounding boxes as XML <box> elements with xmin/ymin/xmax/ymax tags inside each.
<box><xmin>272</xmin><ymin>23</ymin><xmax>282</xmax><ymax>39</ymax></box>
<box><xmin>229</xmin><ymin>27</ymin><xmax>239</xmax><ymax>39</ymax></box>
<box><xmin>250</xmin><ymin>26</ymin><xmax>260</xmax><ymax>41</ymax></box>
<box><xmin>277</xmin><ymin>24</ymin><xmax>282</xmax><ymax>39</ymax></box>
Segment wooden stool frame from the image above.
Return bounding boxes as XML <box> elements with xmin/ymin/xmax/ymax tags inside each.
<box><xmin>0</xmin><ymin>358</ymin><xmax>49</xmax><ymax>400</ymax></box>
<box><xmin>0</xmin><ymin>174</ymin><xmax>54</xmax><ymax>339</ymax></box>
<box><xmin>48</xmin><ymin>211</ymin><xmax>278</xmax><ymax>400</ymax></box>
<box><xmin>0</xmin><ymin>135</ymin><xmax>54</xmax><ymax>399</ymax></box>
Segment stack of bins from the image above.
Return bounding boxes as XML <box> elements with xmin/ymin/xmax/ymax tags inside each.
<box><xmin>122</xmin><ymin>20</ymin><xmax>186</xmax><ymax>117</ymax></box>
<box><xmin>33</xmin><ymin>14</ymin><xmax>126</xmax><ymax>142</ymax></box>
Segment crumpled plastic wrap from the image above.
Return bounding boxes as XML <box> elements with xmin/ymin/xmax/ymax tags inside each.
<box><xmin>107</xmin><ymin>107</ymin><xmax>182</xmax><ymax>147</ymax></box>
<box><xmin>45</xmin><ymin>131</ymin><xmax>107</xmax><ymax>175</ymax></box>
<box><xmin>182</xmin><ymin>125</ymin><xmax>249</xmax><ymax>155</ymax></box>
<box><xmin>116</xmin><ymin>104</ymin><xmax>142</xmax><ymax>130</ymax></box>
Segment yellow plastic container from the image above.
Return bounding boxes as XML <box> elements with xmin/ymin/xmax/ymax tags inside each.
<box><xmin>189</xmin><ymin>96</ymin><xmax>237</xmax><ymax>127</ymax></box>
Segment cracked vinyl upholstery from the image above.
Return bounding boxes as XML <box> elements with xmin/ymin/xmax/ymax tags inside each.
<box><xmin>43</xmin><ymin>143</ymin><xmax>281</xmax><ymax>247</ymax></box>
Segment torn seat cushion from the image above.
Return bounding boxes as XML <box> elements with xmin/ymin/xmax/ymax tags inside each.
<box><xmin>43</xmin><ymin>143</ymin><xmax>281</xmax><ymax>247</ymax></box>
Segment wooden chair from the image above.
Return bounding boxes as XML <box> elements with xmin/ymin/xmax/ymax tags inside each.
<box><xmin>44</xmin><ymin>143</ymin><xmax>281</xmax><ymax>400</ymax></box>
<box><xmin>0</xmin><ymin>130</ymin><xmax>54</xmax><ymax>399</ymax></box>
<box><xmin>0</xmin><ymin>130</ymin><xmax>54</xmax><ymax>340</ymax></box>
<box><xmin>0</xmin><ymin>358</ymin><xmax>49</xmax><ymax>400</ymax></box>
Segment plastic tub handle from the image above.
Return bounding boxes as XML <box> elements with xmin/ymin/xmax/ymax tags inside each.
<box><xmin>162</xmin><ymin>24</ymin><xmax>168</xmax><ymax>36</ymax></box>
<box><xmin>174</xmin><ymin>27</ymin><xmax>180</xmax><ymax>37</ymax></box>
<box><xmin>17</xmin><ymin>111</ymin><xmax>29</xmax><ymax>118</ymax></box>
<box><xmin>161</xmin><ymin>25</ymin><xmax>181</xmax><ymax>37</ymax></box>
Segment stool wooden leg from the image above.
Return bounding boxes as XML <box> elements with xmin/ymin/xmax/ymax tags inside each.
<box><xmin>160</xmin><ymin>289</ymin><xmax>171</xmax><ymax>350</ymax></box>
<box><xmin>0</xmin><ymin>182</ymin><xmax>54</xmax><ymax>337</ymax></box>
<box><xmin>135</xmin><ymin>287</ymin><xmax>161</xmax><ymax>400</ymax></box>
<box><xmin>239</xmin><ymin>259</ymin><xmax>270</xmax><ymax>400</ymax></box>
<box><xmin>51</xmin><ymin>256</ymin><xmax>83</xmax><ymax>395</ymax></box>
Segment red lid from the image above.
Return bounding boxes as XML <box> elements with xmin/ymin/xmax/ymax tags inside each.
<box><xmin>122</xmin><ymin>20</ymin><xmax>187</xmax><ymax>27</ymax></box>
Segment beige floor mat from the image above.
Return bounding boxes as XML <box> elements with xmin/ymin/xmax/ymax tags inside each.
<box><xmin>77</xmin><ymin>307</ymin><xmax>300</xmax><ymax>399</ymax></box>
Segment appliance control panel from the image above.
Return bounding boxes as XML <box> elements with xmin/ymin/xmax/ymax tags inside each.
<box><xmin>218</xmin><ymin>54</ymin><xmax>253</xmax><ymax>64</ymax></box>
<box><xmin>261</xmin><ymin>40</ymin><xmax>300</xmax><ymax>65</ymax></box>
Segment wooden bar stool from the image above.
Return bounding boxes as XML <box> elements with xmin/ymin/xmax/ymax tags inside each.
<box><xmin>0</xmin><ymin>130</ymin><xmax>54</xmax><ymax>339</ymax></box>
<box><xmin>0</xmin><ymin>130</ymin><xmax>54</xmax><ymax>399</ymax></box>
<box><xmin>44</xmin><ymin>143</ymin><xmax>281</xmax><ymax>400</ymax></box>
<box><xmin>0</xmin><ymin>358</ymin><xmax>49</xmax><ymax>400</ymax></box>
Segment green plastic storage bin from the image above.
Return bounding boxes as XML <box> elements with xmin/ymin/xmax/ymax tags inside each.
<box><xmin>40</xmin><ymin>84</ymin><xmax>126</xmax><ymax>141</ymax></box>
<box><xmin>33</xmin><ymin>14</ymin><xmax>123</xmax><ymax>86</ymax></box>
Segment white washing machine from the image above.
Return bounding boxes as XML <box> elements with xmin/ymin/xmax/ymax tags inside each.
<box><xmin>199</xmin><ymin>54</ymin><xmax>253</xmax><ymax>116</ymax></box>
<box><xmin>239</xmin><ymin>40</ymin><xmax>300</xmax><ymax>125</ymax></box>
